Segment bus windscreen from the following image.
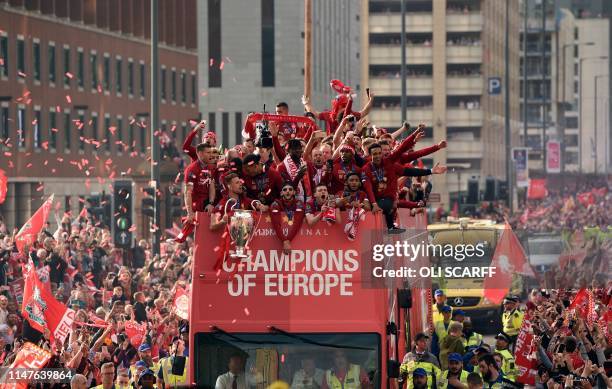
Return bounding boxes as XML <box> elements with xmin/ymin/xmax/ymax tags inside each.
<box><xmin>194</xmin><ymin>332</ymin><xmax>381</xmax><ymax>389</ymax></box>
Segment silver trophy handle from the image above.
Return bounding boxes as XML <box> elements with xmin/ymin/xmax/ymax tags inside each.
<box><xmin>224</xmin><ymin>198</ymin><xmax>238</xmax><ymax>216</ymax></box>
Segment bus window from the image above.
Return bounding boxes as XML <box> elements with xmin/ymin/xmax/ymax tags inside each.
<box><xmin>194</xmin><ymin>332</ymin><xmax>380</xmax><ymax>389</ymax></box>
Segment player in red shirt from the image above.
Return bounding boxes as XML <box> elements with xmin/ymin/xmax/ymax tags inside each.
<box><xmin>276</xmin><ymin>139</ymin><xmax>314</xmax><ymax>202</ymax></box>
<box><xmin>270</xmin><ymin>182</ymin><xmax>305</xmax><ymax>254</ymax></box>
<box><xmin>183</xmin><ymin>143</ymin><xmax>216</xmax><ymax>220</ymax></box>
<box><xmin>182</xmin><ymin>120</ymin><xmax>216</xmax><ymax>162</ymax></box>
<box><xmin>210</xmin><ymin>173</ymin><xmax>268</xmax><ymax>231</ymax></box>
<box><xmin>305</xmin><ymin>183</ymin><xmax>341</xmax><ymax>226</ymax></box>
<box><xmin>335</xmin><ymin>172</ymin><xmax>372</xmax><ymax>212</ymax></box>
<box><xmin>242</xmin><ymin>153</ymin><xmax>283</xmax><ymax>205</ymax></box>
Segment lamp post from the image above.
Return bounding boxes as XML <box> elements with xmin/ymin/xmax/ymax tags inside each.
<box><xmin>578</xmin><ymin>56</ymin><xmax>608</xmax><ymax>173</ymax></box>
<box><xmin>594</xmin><ymin>74</ymin><xmax>609</xmax><ymax>175</ymax></box>
<box><xmin>400</xmin><ymin>0</ymin><xmax>406</xmax><ymax>123</ymax></box>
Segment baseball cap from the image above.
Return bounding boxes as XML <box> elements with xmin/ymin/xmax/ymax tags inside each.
<box><xmin>441</xmin><ymin>305</ymin><xmax>452</xmax><ymax>313</ymax></box>
<box><xmin>503</xmin><ymin>295</ymin><xmax>519</xmax><ymax>303</ymax></box>
<box><xmin>452</xmin><ymin>309</ymin><xmax>465</xmax><ymax>317</ymax></box>
<box><xmin>475</xmin><ymin>346</ymin><xmax>490</xmax><ymax>354</ymax></box>
<box><xmin>413</xmin><ymin>368</ymin><xmax>427</xmax><ymax>377</ymax></box>
<box><xmin>135</xmin><ymin>361</ymin><xmax>147</xmax><ymax>368</ymax></box>
<box><xmin>448</xmin><ymin>353</ymin><xmax>463</xmax><ymax>362</ymax></box>
<box><xmin>434</xmin><ymin>289</ymin><xmax>445</xmax><ymax>297</ymax></box>
<box><xmin>495</xmin><ymin>332</ymin><xmax>511</xmax><ymax>343</ymax></box>
<box><xmin>138</xmin><ymin>369</ymin><xmax>155</xmax><ymax>383</ymax></box>
<box><xmin>138</xmin><ymin>343</ymin><xmax>151</xmax><ymax>352</ymax></box>
<box><xmin>414</xmin><ymin>332</ymin><xmax>430</xmax><ymax>341</ymax></box>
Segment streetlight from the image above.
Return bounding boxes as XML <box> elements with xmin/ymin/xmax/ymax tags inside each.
<box><xmin>578</xmin><ymin>55</ymin><xmax>608</xmax><ymax>173</ymax></box>
<box><xmin>594</xmin><ymin>74</ymin><xmax>608</xmax><ymax>175</ymax></box>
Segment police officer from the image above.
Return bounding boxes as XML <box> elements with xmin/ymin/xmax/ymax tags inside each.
<box><xmin>411</xmin><ymin>368</ymin><xmax>431</xmax><ymax>389</ymax></box>
<box><xmin>400</xmin><ymin>333</ymin><xmax>441</xmax><ymax>389</ymax></box>
<box><xmin>476</xmin><ymin>354</ymin><xmax>517</xmax><ymax>389</ymax></box>
<box><xmin>501</xmin><ymin>296</ymin><xmax>523</xmax><ymax>348</ymax></box>
<box><xmin>130</xmin><ymin>344</ymin><xmax>160</xmax><ymax>385</ymax></box>
<box><xmin>461</xmin><ymin>321</ymin><xmax>483</xmax><ymax>350</ymax></box>
<box><xmin>157</xmin><ymin>337</ymin><xmax>188</xmax><ymax>388</ymax></box>
<box><xmin>438</xmin><ymin>353</ymin><xmax>469</xmax><ymax>389</ymax></box>
<box><xmin>432</xmin><ymin>289</ymin><xmax>452</xmax><ymax>325</ymax></box>
<box><xmin>493</xmin><ymin>333</ymin><xmax>516</xmax><ymax>382</ymax></box>
<box><xmin>432</xmin><ymin>305</ymin><xmax>453</xmax><ymax>357</ymax></box>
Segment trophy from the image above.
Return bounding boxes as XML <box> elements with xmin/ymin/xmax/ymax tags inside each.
<box><xmin>229</xmin><ymin>209</ymin><xmax>255</xmax><ymax>258</ymax></box>
<box><xmin>322</xmin><ymin>194</ymin><xmax>337</xmax><ymax>224</ymax></box>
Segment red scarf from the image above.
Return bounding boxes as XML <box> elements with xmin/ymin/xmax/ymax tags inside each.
<box><xmin>283</xmin><ymin>156</ymin><xmax>311</xmax><ymax>199</ymax></box>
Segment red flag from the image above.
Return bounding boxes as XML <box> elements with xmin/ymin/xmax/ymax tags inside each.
<box><xmin>15</xmin><ymin>194</ymin><xmax>54</xmax><ymax>253</ymax></box>
<box><xmin>173</xmin><ymin>286</ymin><xmax>190</xmax><ymax>320</ymax></box>
<box><xmin>124</xmin><ymin>320</ymin><xmax>147</xmax><ymax>347</ymax></box>
<box><xmin>21</xmin><ymin>262</ymin><xmax>75</xmax><ymax>343</ymax></box>
<box><xmin>0</xmin><ymin>342</ymin><xmax>52</xmax><ymax>389</ymax></box>
<box><xmin>527</xmin><ymin>179</ymin><xmax>548</xmax><ymax>199</ymax></box>
<box><xmin>576</xmin><ymin>192</ymin><xmax>595</xmax><ymax>207</ymax></box>
<box><xmin>569</xmin><ymin>288</ymin><xmax>588</xmax><ymax>310</ymax></box>
<box><xmin>515</xmin><ymin>311</ymin><xmax>538</xmax><ymax>385</ymax></box>
<box><xmin>483</xmin><ymin>222</ymin><xmax>534</xmax><ymax>304</ymax></box>
<box><xmin>78</xmin><ymin>206</ymin><xmax>88</xmax><ymax>219</ymax></box>
<box><xmin>0</xmin><ymin>168</ymin><xmax>7</xmax><ymax>205</ymax></box>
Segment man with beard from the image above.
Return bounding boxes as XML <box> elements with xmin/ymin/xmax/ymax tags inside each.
<box><xmin>242</xmin><ymin>154</ymin><xmax>282</xmax><ymax>205</ymax></box>
<box><xmin>401</xmin><ymin>332</ymin><xmax>440</xmax><ymax>389</ymax></box>
<box><xmin>305</xmin><ymin>184</ymin><xmax>341</xmax><ymax>226</ymax></box>
<box><xmin>276</xmin><ymin>139</ymin><xmax>313</xmax><ymax>203</ymax></box>
<box><xmin>328</xmin><ymin>144</ymin><xmax>375</xmax><ymax>200</ymax></box>
<box><xmin>477</xmin><ymin>354</ymin><xmax>515</xmax><ymax>388</ymax></box>
<box><xmin>438</xmin><ymin>353</ymin><xmax>469</xmax><ymax>389</ymax></box>
<box><xmin>183</xmin><ymin>143</ymin><xmax>217</xmax><ymax>222</ymax></box>
<box><xmin>270</xmin><ymin>183</ymin><xmax>305</xmax><ymax>254</ymax></box>
<box><xmin>210</xmin><ymin>173</ymin><xmax>268</xmax><ymax>231</ymax></box>
<box><xmin>309</xmin><ymin>147</ymin><xmax>328</xmax><ymax>188</ymax></box>
<box><xmin>411</xmin><ymin>368</ymin><xmax>431</xmax><ymax>389</ymax></box>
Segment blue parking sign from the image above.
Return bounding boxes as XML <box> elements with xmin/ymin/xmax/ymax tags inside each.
<box><xmin>488</xmin><ymin>77</ymin><xmax>501</xmax><ymax>95</ymax></box>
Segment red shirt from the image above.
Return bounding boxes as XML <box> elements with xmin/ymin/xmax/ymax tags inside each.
<box><xmin>330</xmin><ymin>158</ymin><xmax>362</xmax><ymax>194</ymax></box>
<box><xmin>242</xmin><ymin>168</ymin><xmax>283</xmax><ymax>205</ymax></box>
<box><xmin>184</xmin><ymin>160</ymin><xmax>214</xmax><ymax>211</ymax></box>
<box><xmin>317</xmin><ymin>110</ymin><xmax>362</xmax><ymax>135</ymax></box>
<box><xmin>336</xmin><ymin>189</ymin><xmax>369</xmax><ymax>210</ymax></box>
<box><xmin>270</xmin><ymin>198</ymin><xmax>305</xmax><ymax>242</ymax></box>
<box><xmin>215</xmin><ymin>194</ymin><xmax>257</xmax><ymax>217</ymax></box>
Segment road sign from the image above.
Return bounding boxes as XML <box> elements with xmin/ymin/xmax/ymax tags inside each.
<box><xmin>488</xmin><ymin>77</ymin><xmax>501</xmax><ymax>95</ymax></box>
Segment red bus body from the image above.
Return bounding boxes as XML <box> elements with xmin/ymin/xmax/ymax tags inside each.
<box><xmin>189</xmin><ymin>210</ymin><xmax>431</xmax><ymax>388</ymax></box>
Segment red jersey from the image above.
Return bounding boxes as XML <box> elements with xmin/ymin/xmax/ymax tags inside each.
<box><xmin>336</xmin><ymin>189</ymin><xmax>369</xmax><ymax>210</ymax></box>
<box><xmin>330</xmin><ymin>158</ymin><xmax>362</xmax><ymax>194</ymax></box>
<box><xmin>184</xmin><ymin>160</ymin><xmax>214</xmax><ymax>211</ymax></box>
<box><xmin>270</xmin><ymin>198</ymin><xmax>305</xmax><ymax>242</ymax></box>
<box><xmin>317</xmin><ymin>110</ymin><xmax>362</xmax><ymax>134</ymax></box>
<box><xmin>242</xmin><ymin>168</ymin><xmax>283</xmax><ymax>205</ymax></box>
<box><xmin>214</xmin><ymin>194</ymin><xmax>257</xmax><ymax>217</ymax></box>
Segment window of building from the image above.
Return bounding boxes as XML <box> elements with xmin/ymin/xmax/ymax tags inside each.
<box><xmin>33</xmin><ymin>41</ymin><xmax>41</xmax><ymax>81</ymax></box>
<box><xmin>77</xmin><ymin>49</ymin><xmax>84</xmax><ymax>87</ymax></box>
<box><xmin>64</xmin><ymin>111</ymin><xmax>71</xmax><ymax>150</ymax></box>
<box><xmin>261</xmin><ymin>0</ymin><xmax>275</xmax><ymax>87</ymax></box>
<box><xmin>90</xmin><ymin>51</ymin><xmax>98</xmax><ymax>90</ymax></box>
<box><xmin>181</xmin><ymin>71</ymin><xmax>186</xmax><ymax>103</ymax></box>
<box><xmin>33</xmin><ymin>108</ymin><xmax>41</xmax><ymax>149</ymax></box>
<box><xmin>48</xmin><ymin>43</ymin><xmax>56</xmax><ymax>83</ymax></box>
<box><xmin>116</xmin><ymin>57</ymin><xmax>122</xmax><ymax>94</ymax></box>
<box><xmin>91</xmin><ymin>113</ymin><xmax>98</xmax><ymax>144</ymax></box>
<box><xmin>17</xmin><ymin>107</ymin><xmax>25</xmax><ymax>147</ymax></box>
<box><xmin>63</xmin><ymin>47</ymin><xmax>71</xmax><ymax>86</ymax></box>
<box><xmin>1</xmin><ymin>35</ymin><xmax>8</xmax><ymax>77</ymax></box>
<box><xmin>208</xmin><ymin>0</ymin><xmax>221</xmax><ymax>87</ymax></box>
<box><xmin>117</xmin><ymin>117</ymin><xmax>123</xmax><ymax>146</ymax></box>
<box><xmin>128</xmin><ymin>60</ymin><xmax>134</xmax><ymax>95</ymax></box>
<box><xmin>104</xmin><ymin>115</ymin><xmax>111</xmax><ymax>151</ymax></box>
<box><xmin>222</xmin><ymin>112</ymin><xmax>229</xmax><ymax>146</ymax></box>
<box><xmin>171</xmin><ymin>69</ymin><xmax>177</xmax><ymax>102</ymax></box>
<box><xmin>49</xmin><ymin>110</ymin><xmax>57</xmax><ymax>150</ymax></box>
<box><xmin>139</xmin><ymin>62</ymin><xmax>145</xmax><ymax>97</ymax></box>
<box><xmin>191</xmin><ymin>73</ymin><xmax>197</xmax><ymax>104</ymax></box>
<box><xmin>128</xmin><ymin>120</ymin><xmax>135</xmax><ymax>151</ymax></box>
<box><xmin>1</xmin><ymin>106</ymin><xmax>9</xmax><ymax>141</ymax></box>
<box><xmin>139</xmin><ymin>121</ymin><xmax>146</xmax><ymax>153</ymax></box>
<box><xmin>17</xmin><ymin>38</ymin><xmax>25</xmax><ymax>75</ymax></box>
<box><xmin>235</xmin><ymin>112</ymin><xmax>243</xmax><ymax>143</ymax></box>
<box><xmin>161</xmin><ymin>67</ymin><xmax>167</xmax><ymax>100</ymax></box>
<box><xmin>103</xmin><ymin>55</ymin><xmax>110</xmax><ymax>91</ymax></box>
<box><xmin>78</xmin><ymin>111</ymin><xmax>85</xmax><ymax>151</ymax></box>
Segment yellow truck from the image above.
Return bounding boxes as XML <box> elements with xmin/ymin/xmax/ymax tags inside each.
<box><xmin>427</xmin><ymin>218</ymin><xmax>517</xmax><ymax>332</ymax></box>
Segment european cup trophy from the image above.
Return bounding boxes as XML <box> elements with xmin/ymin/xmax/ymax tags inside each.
<box><xmin>229</xmin><ymin>209</ymin><xmax>255</xmax><ymax>258</ymax></box>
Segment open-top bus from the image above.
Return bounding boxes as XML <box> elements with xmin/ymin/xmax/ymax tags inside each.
<box><xmin>189</xmin><ymin>210</ymin><xmax>432</xmax><ymax>388</ymax></box>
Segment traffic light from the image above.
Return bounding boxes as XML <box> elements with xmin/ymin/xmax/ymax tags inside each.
<box><xmin>142</xmin><ymin>187</ymin><xmax>155</xmax><ymax>218</ymax></box>
<box><xmin>165</xmin><ymin>185</ymin><xmax>183</xmax><ymax>226</ymax></box>
<box><xmin>113</xmin><ymin>180</ymin><xmax>133</xmax><ymax>248</ymax></box>
<box><xmin>466</xmin><ymin>178</ymin><xmax>479</xmax><ymax>204</ymax></box>
<box><xmin>86</xmin><ymin>192</ymin><xmax>111</xmax><ymax>228</ymax></box>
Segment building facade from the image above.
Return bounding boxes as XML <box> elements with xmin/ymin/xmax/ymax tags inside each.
<box><xmin>0</xmin><ymin>0</ymin><xmax>199</xmax><ymax>232</ymax></box>
<box><xmin>363</xmin><ymin>0</ymin><xmax>521</xmax><ymax>208</ymax></box>
<box><xmin>197</xmin><ymin>0</ymin><xmax>361</xmax><ymax>147</ymax></box>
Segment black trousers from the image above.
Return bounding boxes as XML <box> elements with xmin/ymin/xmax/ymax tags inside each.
<box><xmin>376</xmin><ymin>197</ymin><xmax>395</xmax><ymax>228</ymax></box>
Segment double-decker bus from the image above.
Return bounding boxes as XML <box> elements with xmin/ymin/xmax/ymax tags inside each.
<box><xmin>189</xmin><ymin>210</ymin><xmax>431</xmax><ymax>388</ymax></box>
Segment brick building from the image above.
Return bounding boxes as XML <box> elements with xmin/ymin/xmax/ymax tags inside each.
<box><xmin>0</xmin><ymin>0</ymin><xmax>199</xmax><ymax>235</ymax></box>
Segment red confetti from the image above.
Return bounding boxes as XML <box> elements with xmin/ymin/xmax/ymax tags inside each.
<box><xmin>0</xmin><ymin>58</ymin><xmax>3</xmax><ymax>66</ymax></box>
<box><xmin>108</xmin><ymin>126</ymin><xmax>116</xmax><ymax>135</ymax></box>
<box><xmin>65</xmin><ymin>72</ymin><xmax>73</xmax><ymax>79</ymax></box>
<box><xmin>36</xmin><ymin>184</ymin><xmax>44</xmax><ymax>191</ymax></box>
<box><xmin>243</xmin><ymin>308</ymin><xmax>250</xmax><ymax>316</ymax></box>
<box><xmin>219</xmin><ymin>61</ymin><xmax>225</xmax><ymax>70</ymax></box>
<box><xmin>65</xmin><ymin>95</ymin><xmax>72</xmax><ymax>103</ymax></box>
<box><xmin>41</xmin><ymin>141</ymin><xmax>49</xmax><ymax>150</ymax></box>
<box><xmin>189</xmin><ymin>120</ymin><xmax>197</xmax><ymax>126</ymax></box>
<box><xmin>51</xmin><ymin>127</ymin><xmax>58</xmax><ymax>132</ymax></box>
<box><xmin>17</xmin><ymin>71</ymin><xmax>26</xmax><ymax>78</ymax></box>
<box><xmin>128</xmin><ymin>224</ymin><xmax>137</xmax><ymax>231</ymax></box>
<box><xmin>209</xmin><ymin>58</ymin><xmax>214</xmax><ymax>66</ymax></box>
<box><xmin>4</xmin><ymin>152</ymin><xmax>11</xmax><ymax>157</ymax></box>
<box><xmin>56</xmin><ymin>106</ymin><xmax>61</xmax><ymax>112</ymax></box>
<box><xmin>26</xmin><ymin>163</ymin><xmax>33</xmax><ymax>168</ymax></box>
<box><xmin>97</xmin><ymin>84</ymin><xmax>102</xmax><ymax>93</ymax></box>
